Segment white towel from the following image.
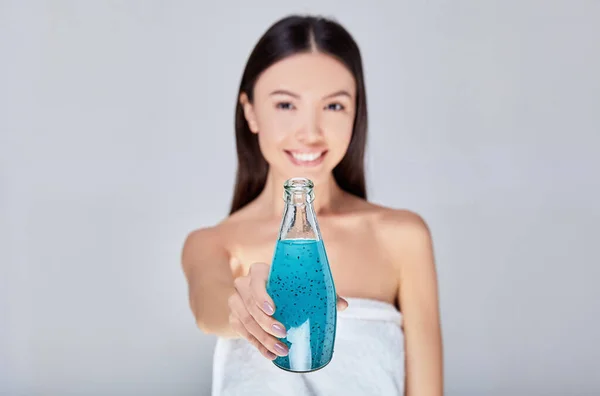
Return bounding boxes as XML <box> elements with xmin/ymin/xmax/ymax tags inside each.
<box><xmin>211</xmin><ymin>297</ymin><xmax>405</xmax><ymax>396</ymax></box>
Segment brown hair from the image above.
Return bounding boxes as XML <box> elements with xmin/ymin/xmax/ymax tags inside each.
<box><xmin>230</xmin><ymin>15</ymin><xmax>368</xmax><ymax>214</ymax></box>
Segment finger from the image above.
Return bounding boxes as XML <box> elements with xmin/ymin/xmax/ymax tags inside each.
<box><xmin>337</xmin><ymin>295</ymin><xmax>348</xmax><ymax>311</ymax></box>
<box><xmin>230</xmin><ymin>291</ymin><xmax>289</xmax><ymax>357</ymax></box>
<box><xmin>229</xmin><ymin>314</ymin><xmax>277</xmax><ymax>360</ymax></box>
<box><xmin>232</xmin><ymin>275</ymin><xmax>249</xmax><ymax>299</ymax></box>
<box><xmin>249</xmin><ymin>262</ymin><xmax>275</xmax><ymax>315</ymax></box>
<box><xmin>236</xmin><ymin>305</ymin><xmax>289</xmax><ymax>357</ymax></box>
<box><xmin>245</xmin><ymin>294</ymin><xmax>287</xmax><ymax>338</ymax></box>
<box><xmin>233</xmin><ymin>269</ymin><xmax>284</xmax><ymax>337</ymax></box>
<box><xmin>247</xmin><ymin>263</ymin><xmax>287</xmax><ymax>337</ymax></box>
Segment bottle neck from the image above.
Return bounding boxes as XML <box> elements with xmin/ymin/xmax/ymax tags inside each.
<box><xmin>260</xmin><ymin>170</ymin><xmax>345</xmax><ymax>218</ymax></box>
<box><xmin>284</xmin><ymin>188</ymin><xmax>314</xmax><ymax>205</ymax></box>
<box><xmin>279</xmin><ymin>186</ymin><xmax>321</xmax><ymax>241</ymax></box>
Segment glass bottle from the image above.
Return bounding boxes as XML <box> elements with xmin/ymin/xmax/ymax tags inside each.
<box><xmin>265</xmin><ymin>177</ymin><xmax>338</xmax><ymax>373</ymax></box>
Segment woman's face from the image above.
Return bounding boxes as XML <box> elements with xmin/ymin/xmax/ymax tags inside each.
<box><xmin>240</xmin><ymin>52</ymin><xmax>357</xmax><ymax>185</ymax></box>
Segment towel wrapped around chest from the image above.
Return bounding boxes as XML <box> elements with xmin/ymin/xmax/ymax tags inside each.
<box><xmin>211</xmin><ymin>297</ymin><xmax>405</xmax><ymax>396</ymax></box>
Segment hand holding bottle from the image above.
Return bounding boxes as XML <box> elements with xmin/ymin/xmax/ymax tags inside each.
<box><xmin>227</xmin><ymin>261</ymin><xmax>348</xmax><ymax>360</ymax></box>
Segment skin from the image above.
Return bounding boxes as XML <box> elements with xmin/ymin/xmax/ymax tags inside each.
<box><xmin>181</xmin><ymin>51</ymin><xmax>443</xmax><ymax>395</ymax></box>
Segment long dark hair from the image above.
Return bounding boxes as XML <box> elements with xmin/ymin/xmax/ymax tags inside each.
<box><xmin>229</xmin><ymin>15</ymin><xmax>368</xmax><ymax>214</ymax></box>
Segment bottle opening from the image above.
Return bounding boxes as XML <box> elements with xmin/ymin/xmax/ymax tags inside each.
<box><xmin>283</xmin><ymin>177</ymin><xmax>315</xmax><ymax>203</ymax></box>
<box><xmin>284</xmin><ymin>177</ymin><xmax>314</xmax><ymax>191</ymax></box>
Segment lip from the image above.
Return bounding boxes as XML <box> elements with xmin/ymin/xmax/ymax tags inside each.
<box><xmin>284</xmin><ymin>150</ymin><xmax>328</xmax><ymax>167</ymax></box>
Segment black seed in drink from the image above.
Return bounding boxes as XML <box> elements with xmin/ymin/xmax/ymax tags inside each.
<box><xmin>267</xmin><ymin>239</ymin><xmax>336</xmax><ymax>370</ymax></box>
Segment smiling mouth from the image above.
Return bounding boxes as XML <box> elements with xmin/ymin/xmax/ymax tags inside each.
<box><xmin>285</xmin><ymin>150</ymin><xmax>327</xmax><ymax>167</ymax></box>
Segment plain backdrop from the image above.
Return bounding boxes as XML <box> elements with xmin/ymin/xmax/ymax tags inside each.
<box><xmin>1</xmin><ymin>1</ymin><xmax>599</xmax><ymax>395</ymax></box>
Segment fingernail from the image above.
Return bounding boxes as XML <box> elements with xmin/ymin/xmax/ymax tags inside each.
<box><xmin>274</xmin><ymin>342</ymin><xmax>288</xmax><ymax>356</ymax></box>
<box><xmin>263</xmin><ymin>301</ymin><xmax>274</xmax><ymax>315</ymax></box>
<box><xmin>271</xmin><ymin>323</ymin><xmax>286</xmax><ymax>337</ymax></box>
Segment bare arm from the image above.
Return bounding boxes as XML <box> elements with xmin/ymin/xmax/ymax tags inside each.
<box><xmin>393</xmin><ymin>213</ymin><xmax>444</xmax><ymax>396</ymax></box>
<box><xmin>181</xmin><ymin>226</ymin><xmax>350</xmax><ymax>358</ymax></box>
<box><xmin>181</xmin><ymin>228</ymin><xmax>238</xmax><ymax>338</ymax></box>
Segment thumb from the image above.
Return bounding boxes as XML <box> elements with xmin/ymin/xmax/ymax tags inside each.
<box><xmin>336</xmin><ymin>295</ymin><xmax>348</xmax><ymax>311</ymax></box>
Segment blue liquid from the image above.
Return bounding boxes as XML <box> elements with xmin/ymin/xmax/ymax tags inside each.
<box><xmin>265</xmin><ymin>239</ymin><xmax>337</xmax><ymax>372</ymax></box>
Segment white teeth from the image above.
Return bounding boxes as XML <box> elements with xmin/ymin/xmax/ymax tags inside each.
<box><xmin>290</xmin><ymin>151</ymin><xmax>323</xmax><ymax>162</ymax></box>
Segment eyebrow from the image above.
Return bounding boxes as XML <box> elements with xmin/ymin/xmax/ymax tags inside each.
<box><xmin>323</xmin><ymin>90</ymin><xmax>352</xmax><ymax>99</ymax></box>
<box><xmin>269</xmin><ymin>89</ymin><xmax>352</xmax><ymax>99</ymax></box>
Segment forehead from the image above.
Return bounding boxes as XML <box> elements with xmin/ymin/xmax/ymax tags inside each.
<box><xmin>254</xmin><ymin>52</ymin><xmax>356</xmax><ymax>97</ymax></box>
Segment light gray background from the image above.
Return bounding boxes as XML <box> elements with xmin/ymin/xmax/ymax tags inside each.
<box><xmin>1</xmin><ymin>1</ymin><xmax>598</xmax><ymax>395</ymax></box>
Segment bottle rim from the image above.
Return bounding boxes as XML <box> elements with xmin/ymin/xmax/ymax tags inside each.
<box><xmin>283</xmin><ymin>177</ymin><xmax>315</xmax><ymax>203</ymax></box>
<box><xmin>284</xmin><ymin>177</ymin><xmax>314</xmax><ymax>191</ymax></box>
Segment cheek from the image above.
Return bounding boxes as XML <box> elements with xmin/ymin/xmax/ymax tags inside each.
<box><xmin>259</xmin><ymin>110</ymin><xmax>297</xmax><ymax>137</ymax></box>
<box><xmin>255</xmin><ymin>113</ymin><xmax>291</xmax><ymax>160</ymax></box>
<box><xmin>256</xmin><ymin>130</ymin><xmax>282</xmax><ymax>158</ymax></box>
<box><xmin>255</xmin><ymin>105</ymin><xmax>301</xmax><ymax>138</ymax></box>
<box><xmin>323</xmin><ymin>115</ymin><xmax>354</xmax><ymax>154</ymax></box>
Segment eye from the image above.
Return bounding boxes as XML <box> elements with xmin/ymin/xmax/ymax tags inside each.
<box><xmin>325</xmin><ymin>103</ymin><xmax>345</xmax><ymax>111</ymax></box>
<box><xmin>276</xmin><ymin>102</ymin><xmax>295</xmax><ymax>110</ymax></box>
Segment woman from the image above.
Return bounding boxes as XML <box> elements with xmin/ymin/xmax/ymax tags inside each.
<box><xmin>181</xmin><ymin>14</ymin><xmax>443</xmax><ymax>396</ymax></box>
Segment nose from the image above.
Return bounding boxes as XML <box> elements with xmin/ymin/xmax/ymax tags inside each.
<box><xmin>295</xmin><ymin>110</ymin><xmax>323</xmax><ymax>143</ymax></box>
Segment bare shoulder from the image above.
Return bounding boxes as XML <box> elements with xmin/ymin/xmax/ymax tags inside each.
<box><xmin>182</xmin><ymin>224</ymin><xmax>222</xmax><ymax>253</ymax></box>
<box><xmin>352</xmin><ymin>198</ymin><xmax>431</xmax><ymax>238</ymax></box>
<box><xmin>181</xmin><ymin>204</ymin><xmax>258</xmax><ymax>267</ymax></box>
<box><xmin>341</xmin><ymin>194</ymin><xmax>433</xmax><ymax>253</ymax></box>
<box><xmin>359</xmin><ymin>201</ymin><xmax>434</xmax><ymax>268</ymax></box>
<box><xmin>182</xmin><ymin>204</ymin><xmax>253</xmax><ymax>250</ymax></box>
<box><xmin>182</xmin><ymin>208</ymin><xmax>248</xmax><ymax>261</ymax></box>
<box><xmin>181</xmin><ymin>225</ymin><xmax>227</xmax><ymax>269</ymax></box>
<box><xmin>377</xmin><ymin>206</ymin><xmax>431</xmax><ymax>241</ymax></box>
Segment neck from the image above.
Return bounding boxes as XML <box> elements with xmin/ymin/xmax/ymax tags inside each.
<box><xmin>259</xmin><ymin>168</ymin><xmax>344</xmax><ymax>218</ymax></box>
